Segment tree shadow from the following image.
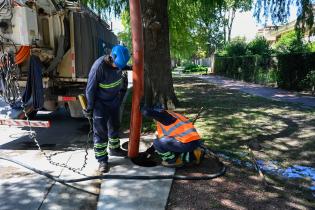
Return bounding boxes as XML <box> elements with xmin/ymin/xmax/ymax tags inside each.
<box><xmin>0</xmin><ymin>165</ymin><xmax>98</xmax><ymax>210</ymax></box>
<box><xmin>0</xmin><ymin>109</ymin><xmax>92</xmax><ymax>151</ymax></box>
<box><xmin>167</xmin><ymin>162</ymin><xmax>315</xmax><ymax>210</ymax></box>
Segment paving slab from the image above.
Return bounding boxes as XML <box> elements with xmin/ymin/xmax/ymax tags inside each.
<box><xmin>97</xmin><ymin>157</ymin><xmax>174</xmax><ymax>210</ymax></box>
<box><xmin>97</xmin><ymin>137</ymin><xmax>175</xmax><ymax>210</ymax></box>
<box><xmin>0</xmin><ymin>160</ymin><xmax>54</xmax><ymax>210</ymax></box>
<box><xmin>39</xmin><ymin>181</ymin><xmax>99</xmax><ymax>210</ymax></box>
<box><xmin>0</xmin><ymin>148</ymin><xmax>102</xmax><ymax>210</ymax></box>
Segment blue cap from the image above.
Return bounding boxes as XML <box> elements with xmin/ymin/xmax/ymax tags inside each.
<box><xmin>111</xmin><ymin>45</ymin><xmax>130</xmax><ymax>69</ymax></box>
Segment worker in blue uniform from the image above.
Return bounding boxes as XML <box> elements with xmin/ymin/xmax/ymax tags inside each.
<box><xmin>84</xmin><ymin>45</ymin><xmax>131</xmax><ymax>173</ymax></box>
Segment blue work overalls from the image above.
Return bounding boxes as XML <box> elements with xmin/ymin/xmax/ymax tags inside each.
<box><xmin>86</xmin><ymin>56</ymin><xmax>123</xmax><ymax>162</ymax></box>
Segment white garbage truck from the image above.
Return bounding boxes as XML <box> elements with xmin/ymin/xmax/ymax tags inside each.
<box><xmin>0</xmin><ymin>0</ymin><xmax>118</xmax><ymax>119</ymax></box>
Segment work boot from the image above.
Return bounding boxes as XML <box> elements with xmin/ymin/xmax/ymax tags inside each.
<box><xmin>98</xmin><ymin>161</ymin><xmax>110</xmax><ymax>173</ymax></box>
<box><xmin>161</xmin><ymin>157</ymin><xmax>184</xmax><ymax>168</ymax></box>
<box><xmin>193</xmin><ymin>147</ymin><xmax>205</xmax><ymax>165</ymax></box>
<box><xmin>109</xmin><ymin>147</ymin><xmax>127</xmax><ymax>157</ymax></box>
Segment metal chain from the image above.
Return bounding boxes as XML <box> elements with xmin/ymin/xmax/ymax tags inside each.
<box><xmin>1</xmin><ymin>53</ymin><xmax>92</xmax><ymax>175</ymax></box>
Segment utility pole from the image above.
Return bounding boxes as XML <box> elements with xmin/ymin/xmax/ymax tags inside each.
<box><xmin>128</xmin><ymin>0</ymin><xmax>144</xmax><ymax>158</ymax></box>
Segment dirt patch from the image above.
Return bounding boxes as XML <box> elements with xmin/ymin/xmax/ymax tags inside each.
<box><xmin>176</xmin><ymin>156</ymin><xmax>224</xmax><ymax>176</ymax></box>
<box><xmin>167</xmin><ymin>161</ymin><xmax>315</xmax><ymax>210</ymax></box>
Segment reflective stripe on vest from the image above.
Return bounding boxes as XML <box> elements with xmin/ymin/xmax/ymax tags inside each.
<box><xmin>99</xmin><ymin>78</ymin><xmax>122</xmax><ymax>89</ymax></box>
<box><xmin>160</xmin><ymin>121</ymin><xmax>186</xmax><ymax>136</ymax></box>
<box><xmin>157</xmin><ymin>111</ymin><xmax>200</xmax><ymax>143</ymax></box>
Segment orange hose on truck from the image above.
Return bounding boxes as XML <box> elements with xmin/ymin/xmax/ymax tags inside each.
<box><xmin>15</xmin><ymin>46</ymin><xmax>31</xmax><ymax>64</ymax></box>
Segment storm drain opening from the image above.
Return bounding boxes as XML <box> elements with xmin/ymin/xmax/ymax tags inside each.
<box><xmin>121</xmin><ymin>141</ymin><xmax>161</xmax><ymax>167</ymax></box>
<box><xmin>131</xmin><ymin>155</ymin><xmax>159</xmax><ymax>167</ymax></box>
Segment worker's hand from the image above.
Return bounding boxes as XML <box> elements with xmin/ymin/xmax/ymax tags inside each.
<box><xmin>82</xmin><ymin>109</ymin><xmax>93</xmax><ymax>119</ymax></box>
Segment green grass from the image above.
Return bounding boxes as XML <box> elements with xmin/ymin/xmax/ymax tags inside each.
<box><xmin>122</xmin><ymin>76</ymin><xmax>315</xmax><ymax>168</ymax></box>
<box><xmin>172</xmin><ymin>76</ymin><xmax>315</xmax><ymax>167</ymax></box>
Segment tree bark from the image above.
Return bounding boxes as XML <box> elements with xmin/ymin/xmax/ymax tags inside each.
<box><xmin>227</xmin><ymin>8</ymin><xmax>236</xmax><ymax>42</ymax></box>
<box><xmin>140</xmin><ymin>0</ymin><xmax>178</xmax><ymax>109</ymax></box>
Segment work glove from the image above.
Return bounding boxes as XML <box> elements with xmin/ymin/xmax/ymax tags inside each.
<box><xmin>82</xmin><ymin>109</ymin><xmax>93</xmax><ymax>119</ymax></box>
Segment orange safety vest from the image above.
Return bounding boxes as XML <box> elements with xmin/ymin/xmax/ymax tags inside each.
<box><xmin>156</xmin><ymin>110</ymin><xmax>200</xmax><ymax>143</ymax></box>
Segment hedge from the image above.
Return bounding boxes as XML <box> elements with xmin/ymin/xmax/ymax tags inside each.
<box><xmin>214</xmin><ymin>52</ymin><xmax>315</xmax><ymax>91</ymax></box>
<box><xmin>183</xmin><ymin>64</ymin><xmax>208</xmax><ymax>73</ymax></box>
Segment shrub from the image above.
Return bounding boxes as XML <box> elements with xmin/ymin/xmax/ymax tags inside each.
<box><xmin>183</xmin><ymin>64</ymin><xmax>207</xmax><ymax>73</ymax></box>
<box><xmin>215</xmin><ymin>55</ymin><xmax>277</xmax><ymax>84</ymax></box>
<box><xmin>214</xmin><ymin>52</ymin><xmax>315</xmax><ymax>91</ymax></box>
<box><xmin>247</xmin><ymin>36</ymin><xmax>272</xmax><ymax>55</ymax></box>
<box><xmin>277</xmin><ymin>53</ymin><xmax>315</xmax><ymax>90</ymax></box>
<box><xmin>218</xmin><ymin>37</ymin><xmax>247</xmax><ymax>57</ymax></box>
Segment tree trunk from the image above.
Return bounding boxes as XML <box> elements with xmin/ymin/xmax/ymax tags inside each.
<box><xmin>140</xmin><ymin>0</ymin><xmax>178</xmax><ymax>109</ymax></box>
<box><xmin>227</xmin><ymin>8</ymin><xmax>236</xmax><ymax>42</ymax></box>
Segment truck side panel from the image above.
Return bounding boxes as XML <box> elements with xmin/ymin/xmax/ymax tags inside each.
<box><xmin>73</xmin><ymin>12</ymin><xmax>118</xmax><ymax>78</ymax></box>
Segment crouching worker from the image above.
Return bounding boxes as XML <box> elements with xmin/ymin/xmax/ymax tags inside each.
<box><xmin>84</xmin><ymin>45</ymin><xmax>131</xmax><ymax>173</ymax></box>
<box><xmin>141</xmin><ymin>106</ymin><xmax>204</xmax><ymax>167</ymax></box>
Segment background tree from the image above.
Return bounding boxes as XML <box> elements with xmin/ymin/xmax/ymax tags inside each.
<box><xmin>194</xmin><ymin>1</ymin><xmax>225</xmax><ymax>56</ymax></box>
<box><xmin>221</xmin><ymin>0</ymin><xmax>252</xmax><ymax>42</ymax></box>
<box><xmin>169</xmin><ymin>0</ymin><xmax>225</xmax><ymax>60</ymax></box>
<box><xmin>169</xmin><ymin>0</ymin><xmax>200</xmax><ymax>60</ymax></box>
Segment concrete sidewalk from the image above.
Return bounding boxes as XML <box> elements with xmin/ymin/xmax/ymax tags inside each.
<box><xmin>97</xmin><ymin>137</ymin><xmax>175</xmax><ymax>210</ymax></box>
<box><xmin>197</xmin><ymin>75</ymin><xmax>315</xmax><ymax>108</ymax></box>
<box><xmin>0</xmin><ymin>128</ymin><xmax>174</xmax><ymax>210</ymax></box>
<box><xmin>0</xmin><ymin>148</ymin><xmax>100</xmax><ymax>210</ymax></box>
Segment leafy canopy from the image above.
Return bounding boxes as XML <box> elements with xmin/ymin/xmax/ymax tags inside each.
<box><xmin>79</xmin><ymin>0</ymin><xmax>315</xmax><ymax>59</ymax></box>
